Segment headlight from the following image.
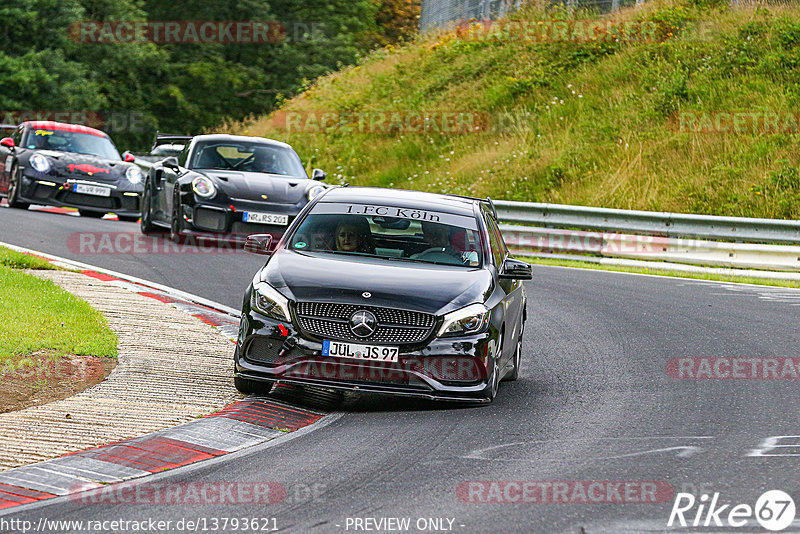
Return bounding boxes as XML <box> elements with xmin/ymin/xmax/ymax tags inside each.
<box><xmin>251</xmin><ymin>282</ymin><xmax>291</xmax><ymax>322</ymax></box>
<box><xmin>192</xmin><ymin>176</ymin><xmax>216</xmax><ymax>198</ymax></box>
<box><xmin>30</xmin><ymin>154</ymin><xmax>51</xmax><ymax>173</ymax></box>
<box><xmin>437</xmin><ymin>303</ymin><xmax>489</xmax><ymax>337</ymax></box>
<box><xmin>306</xmin><ymin>185</ymin><xmax>325</xmax><ymax>201</ymax></box>
<box><xmin>125</xmin><ymin>166</ymin><xmax>143</xmax><ymax>184</ymax></box>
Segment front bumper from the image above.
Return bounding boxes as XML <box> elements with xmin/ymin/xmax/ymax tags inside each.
<box><xmin>234</xmin><ymin>307</ymin><xmax>498</xmax><ymax>403</ymax></box>
<box><xmin>180</xmin><ymin>200</ymin><xmax>301</xmax><ymax>241</ymax></box>
<box><xmin>18</xmin><ymin>172</ymin><xmax>142</xmax><ymax>216</ymax></box>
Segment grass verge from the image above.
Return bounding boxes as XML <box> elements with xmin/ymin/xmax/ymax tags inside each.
<box><xmin>0</xmin><ymin>265</ymin><xmax>118</xmax><ymax>361</ymax></box>
<box><xmin>521</xmin><ymin>256</ymin><xmax>800</xmax><ymax>288</ymax></box>
<box><xmin>0</xmin><ymin>246</ymin><xmax>58</xmax><ymax>270</ymax></box>
<box><xmin>0</xmin><ymin>253</ymin><xmax>118</xmax><ymax>412</ymax></box>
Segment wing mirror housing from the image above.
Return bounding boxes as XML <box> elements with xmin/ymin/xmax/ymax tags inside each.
<box><xmin>0</xmin><ymin>137</ymin><xmax>14</xmax><ymax>149</ymax></box>
<box><xmin>311</xmin><ymin>168</ymin><xmax>326</xmax><ymax>181</ymax></box>
<box><xmin>244</xmin><ymin>234</ymin><xmax>275</xmax><ymax>255</ymax></box>
<box><xmin>122</xmin><ymin>151</ymin><xmax>136</xmax><ymax>162</ymax></box>
<box><xmin>163</xmin><ymin>156</ymin><xmax>180</xmax><ymax>171</ymax></box>
<box><xmin>499</xmin><ymin>258</ymin><xmax>532</xmax><ymax>280</ymax></box>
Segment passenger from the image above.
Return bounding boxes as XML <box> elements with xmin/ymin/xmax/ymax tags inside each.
<box><xmin>420</xmin><ymin>221</ymin><xmax>451</xmax><ymax>249</ymax></box>
<box><xmin>334</xmin><ymin>217</ymin><xmax>374</xmax><ymax>254</ymax></box>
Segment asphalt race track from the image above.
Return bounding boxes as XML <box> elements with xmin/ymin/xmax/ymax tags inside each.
<box><xmin>0</xmin><ymin>205</ymin><xmax>266</xmax><ymax>308</ymax></box>
<box><xmin>2</xmin><ymin>204</ymin><xmax>800</xmax><ymax>533</ymax></box>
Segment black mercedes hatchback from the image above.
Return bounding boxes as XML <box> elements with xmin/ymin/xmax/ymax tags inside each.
<box><xmin>234</xmin><ymin>187</ymin><xmax>531</xmax><ymax>403</ymax></box>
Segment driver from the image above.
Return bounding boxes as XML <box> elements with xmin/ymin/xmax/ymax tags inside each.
<box><xmin>412</xmin><ymin>221</ymin><xmax>461</xmax><ymax>259</ymax></box>
<box><xmin>71</xmin><ymin>134</ymin><xmax>94</xmax><ymax>155</ymax></box>
<box><xmin>250</xmin><ymin>147</ymin><xmax>281</xmax><ymax>174</ymax></box>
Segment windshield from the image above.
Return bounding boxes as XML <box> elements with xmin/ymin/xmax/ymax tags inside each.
<box><xmin>24</xmin><ymin>128</ymin><xmax>120</xmax><ymax>160</ymax></box>
<box><xmin>288</xmin><ymin>203</ymin><xmax>483</xmax><ymax>268</ymax></box>
<box><xmin>190</xmin><ymin>141</ymin><xmax>306</xmax><ymax>177</ymax></box>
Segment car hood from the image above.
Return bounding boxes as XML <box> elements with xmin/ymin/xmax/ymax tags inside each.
<box><xmin>35</xmin><ymin>151</ymin><xmax>130</xmax><ymax>181</ymax></box>
<box><xmin>202</xmin><ymin>170</ymin><xmax>314</xmax><ymax>204</ymax></box>
<box><xmin>261</xmin><ymin>250</ymin><xmax>493</xmax><ymax>316</ymax></box>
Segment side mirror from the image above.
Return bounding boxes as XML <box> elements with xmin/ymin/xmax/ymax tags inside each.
<box><xmin>122</xmin><ymin>151</ymin><xmax>135</xmax><ymax>162</ymax></box>
<box><xmin>311</xmin><ymin>168</ymin><xmax>326</xmax><ymax>181</ymax></box>
<box><xmin>163</xmin><ymin>156</ymin><xmax>180</xmax><ymax>171</ymax></box>
<box><xmin>0</xmin><ymin>137</ymin><xmax>14</xmax><ymax>149</ymax></box>
<box><xmin>244</xmin><ymin>234</ymin><xmax>275</xmax><ymax>255</ymax></box>
<box><xmin>499</xmin><ymin>258</ymin><xmax>532</xmax><ymax>280</ymax></box>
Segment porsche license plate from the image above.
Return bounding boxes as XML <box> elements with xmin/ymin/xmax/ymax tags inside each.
<box><xmin>243</xmin><ymin>211</ymin><xmax>288</xmax><ymax>225</ymax></box>
<box><xmin>73</xmin><ymin>183</ymin><xmax>111</xmax><ymax>197</ymax></box>
<box><xmin>322</xmin><ymin>340</ymin><xmax>399</xmax><ymax>362</ymax></box>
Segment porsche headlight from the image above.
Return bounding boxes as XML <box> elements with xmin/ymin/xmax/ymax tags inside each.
<box><xmin>251</xmin><ymin>282</ymin><xmax>291</xmax><ymax>322</ymax></box>
<box><xmin>437</xmin><ymin>303</ymin><xmax>490</xmax><ymax>337</ymax></box>
<box><xmin>192</xmin><ymin>176</ymin><xmax>216</xmax><ymax>198</ymax></box>
<box><xmin>125</xmin><ymin>166</ymin><xmax>143</xmax><ymax>184</ymax></box>
<box><xmin>306</xmin><ymin>185</ymin><xmax>325</xmax><ymax>201</ymax></box>
<box><xmin>30</xmin><ymin>154</ymin><xmax>51</xmax><ymax>173</ymax></box>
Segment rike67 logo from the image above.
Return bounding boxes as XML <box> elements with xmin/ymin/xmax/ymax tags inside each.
<box><xmin>669</xmin><ymin>490</ymin><xmax>796</xmax><ymax>531</ymax></box>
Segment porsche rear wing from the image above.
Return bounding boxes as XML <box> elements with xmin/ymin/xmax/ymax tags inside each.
<box><xmin>151</xmin><ymin>131</ymin><xmax>193</xmax><ymax>152</ymax></box>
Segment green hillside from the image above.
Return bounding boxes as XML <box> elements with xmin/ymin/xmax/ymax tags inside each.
<box><xmin>234</xmin><ymin>0</ymin><xmax>800</xmax><ymax>219</ymax></box>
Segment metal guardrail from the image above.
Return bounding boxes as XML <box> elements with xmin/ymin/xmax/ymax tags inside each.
<box><xmin>494</xmin><ymin>200</ymin><xmax>800</xmax><ymax>245</ymax></box>
<box><xmin>500</xmin><ymin>225</ymin><xmax>800</xmax><ymax>272</ymax></box>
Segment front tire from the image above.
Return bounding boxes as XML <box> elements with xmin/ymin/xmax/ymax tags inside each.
<box><xmin>482</xmin><ymin>333</ymin><xmax>502</xmax><ymax>402</ymax></box>
<box><xmin>169</xmin><ymin>191</ymin><xmax>185</xmax><ymax>243</ymax></box>
<box><xmin>140</xmin><ymin>181</ymin><xmax>164</xmax><ymax>233</ymax></box>
<box><xmin>504</xmin><ymin>322</ymin><xmax>524</xmax><ymax>382</ymax></box>
<box><xmin>234</xmin><ymin>375</ymin><xmax>274</xmax><ymax>395</ymax></box>
<box><xmin>7</xmin><ymin>165</ymin><xmax>30</xmax><ymax>210</ymax></box>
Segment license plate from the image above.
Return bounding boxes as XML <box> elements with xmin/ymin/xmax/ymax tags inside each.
<box><xmin>243</xmin><ymin>211</ymin><xmax>288</xmax><ymax>225</ymax></box>
<box><xmin>322</xmin><ymin>340</ymin><xmax>399</xmax><ymax>362</ymax></box>
<box><xmin>73</xmin><ymin>183</ymin><xmax>111</xmax><ymax>197</ymax></box>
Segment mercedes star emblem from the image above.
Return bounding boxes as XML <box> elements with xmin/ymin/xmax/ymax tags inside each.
<box><xmin>349</xmin><ymin>310</ymin><xmax>377</xmax><ymax>338</ymax></box>
<box><xmin>362</xmin><ymin>292</ymin><xmax>371</xmax><ymax>298</ymax></box>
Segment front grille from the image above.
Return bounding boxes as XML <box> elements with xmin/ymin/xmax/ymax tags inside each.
<box><xmin>245</xmin><ymin>337</ymin><xmax>282</xmax><ymax>364</ymax></box>
<box><xmin>62</xmin><ymin>192</ymin><xmax>114</xmax><ymax>208</ymax></box>
<box><xmin>194</xmin><ymin>207</ymin><xmax>227</xmax><ymax>231</ymax></box>
<box><xmin>295</xmin><ymin>302</ymin><xmax>435</xmax><ymax>345</ymax></box>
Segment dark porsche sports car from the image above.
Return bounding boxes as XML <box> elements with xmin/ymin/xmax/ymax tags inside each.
<box><xmin>0</xmin><ymin>121</ymin><xmax>143</xmax><ymax>220</ymax></box>
<box><xmin>234</xmin><ymin>187</ymin><xmax>531</xmax><ymax>403</ymax></box>
<box><xmin>140</xmin><ymin>133</ymin><xmax>328</xmax><ymax>242</ymax></box>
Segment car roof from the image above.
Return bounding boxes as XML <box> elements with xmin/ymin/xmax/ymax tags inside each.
<box><xmin>191</xmin><ymin>133</ymin><xmax>293</xmax><ymax>149</ymax></box>
<box><xmin>23</xmin><ymin>121</ymin><xmax>108</xmax><ymax>138</ymax></box>
<box><xmin>320</xmin><ymin>187</ymin><xmax>483</xmax><ymax>217</ymax></box>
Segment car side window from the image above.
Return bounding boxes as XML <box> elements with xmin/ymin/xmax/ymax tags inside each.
<box><xmin>13</xmin><ymin>126</ymin><xmax>24</xmax><ymax>146</ymax></box>
<box><xmin>178</xmin><ymin>144</ymin><xmax>190</xmax><ymax>167</ymax></box>
<box><xmin>491</xmin><ymin>216</ymin><xmax>509</xmax><ymax>259</ymax></box>
<box><xmin>485</xmin><ymin>215</ymin><xmax>505</xmax><ymax>268</ymax></box>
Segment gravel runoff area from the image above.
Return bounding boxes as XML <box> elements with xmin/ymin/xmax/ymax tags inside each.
<box><xmin>0</xmin><ymin>270</ymin><xmax>241</xmax><ymax>470</ymax></box>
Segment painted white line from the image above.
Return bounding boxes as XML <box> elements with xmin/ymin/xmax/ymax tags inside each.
<box><xmin>0</xmin><ymin>240</ymin><xmax>241</xmax><ymax>316</ymax></box>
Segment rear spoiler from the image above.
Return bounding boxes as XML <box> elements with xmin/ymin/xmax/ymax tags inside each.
<box><xmin>445</xmin><ymin>193</ymin><xmax>498</xmax><ymax>220</ymax></box>
<box><xmin>152</xmin><ymin>131</ymin><xmax>193</xmax><ymax>151</ymax></box>
<box><xmin>0</xmin><ymin>123</ymin><xmax>16</xmax><ymax>130</ymax></box>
